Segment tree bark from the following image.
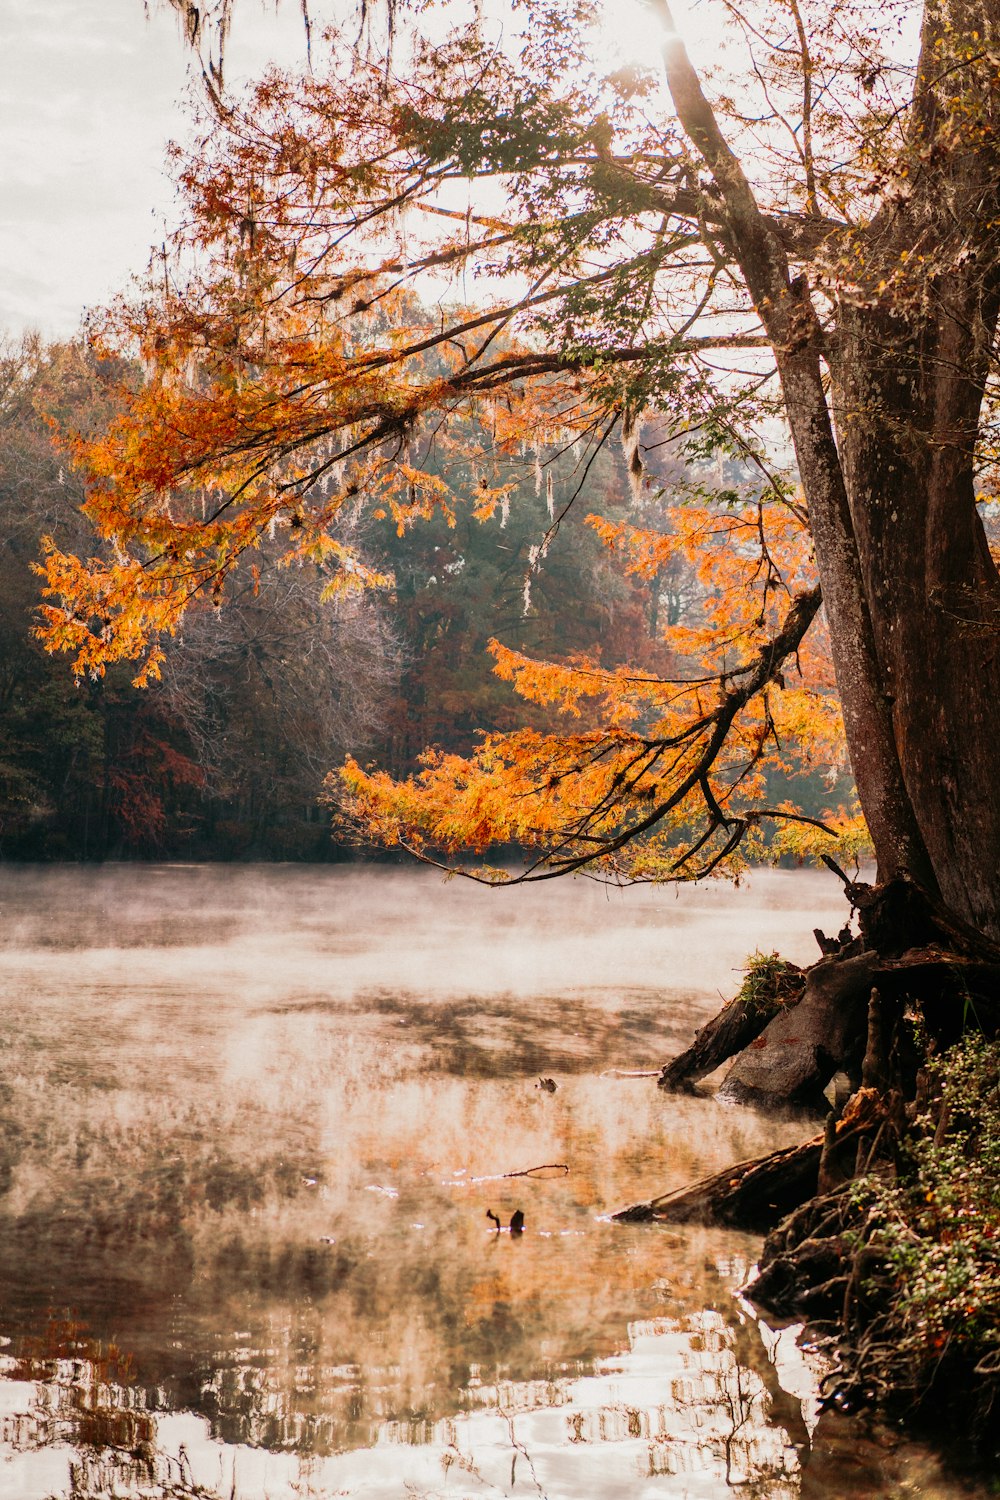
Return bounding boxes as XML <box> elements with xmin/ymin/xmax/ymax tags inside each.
<box><xmin>832</xmin><ymin>292</ymin><xmax>1000</xmax><ymax>938</ymax></box>
<box><xmin>658</xmin><ymin>961</ymin><xmax>803</xmax><ymax>1092</ymax></box>
<box><xmin>660</xmin><ymin>0</ymin><xmax>1000</xmax><ymax>939</ymax></box>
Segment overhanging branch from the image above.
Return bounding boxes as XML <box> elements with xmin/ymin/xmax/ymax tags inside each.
<box><xmin>386</xmin><ymin>583</ymin><xmax>825</xmax><ymax>887</ymax></box>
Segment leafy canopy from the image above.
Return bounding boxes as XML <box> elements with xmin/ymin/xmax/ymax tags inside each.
<box><xmin>36</xmin><ymin>0</ymin><xmax>908</xmax><ymax>880</ymax></box>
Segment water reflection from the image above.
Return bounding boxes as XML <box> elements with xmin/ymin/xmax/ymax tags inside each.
<box><xmin>3</xmin><ymin>1296</ymin><xmax>807</xmax><ymax>1498</ymax></box>
<box><xmin>0</xmin><ymin>865</ymin><xmax>986</xmax><ymax>1496</ymax></box>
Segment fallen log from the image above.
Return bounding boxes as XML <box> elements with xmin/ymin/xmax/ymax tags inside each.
<box><xmin>614</xmin><ymin>1087</ymin><xmax>885</xmax><ymax>1234</ymax></box>
<box><xmin>613</xmin><ymin>1136</ymin><xmax>823</xmax><ymax>1232</ymax></box>
<box><xmin>716</xmin><ymin>952</ymin><xmax>876</xmax><ymax>1112</ymax></box>
<box><xmin>658</xmin><ymin>960</ymin><xmax>803</xmax><ymax>1093</ymax></box>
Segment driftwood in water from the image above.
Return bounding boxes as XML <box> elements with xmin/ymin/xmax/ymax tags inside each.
<box><xmin>662</xmin><ymin>877</ymin><xmax>1000</xmax><ymax>1115</ymax></box>
<box><xmin>658</xmin><ymin>961</ymin><xmax>803</xmax><ymax>1093</ymax></box>
<box><xmin>614</xmin><ymin>1087</ymin><xmax>885</xmax><ymax>1234</ymax></box>
<box><xmin>613</xmin><ymin>1136</ymin><xmax>823</xmax><ymax>1232</ymax></box>
<box><xmin>716</xmin><ymin>952</ymin><xmax>877</xmax><ymax>1112</ymax></box>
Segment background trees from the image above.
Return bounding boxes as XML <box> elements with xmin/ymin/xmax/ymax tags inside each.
<box><xmin>0</xmin><ymin>337</ymin><xmax>401</xmax><ymax>857</ymax></box>
<box><xmin>33</xmin><ymin>1</ymin><xmax>880</xmax><ymax>889</ymax></box>
<box><xmin>0</xmin><ymin>338</ymin><xmax>123</xmax><ymax>857</ymax></box>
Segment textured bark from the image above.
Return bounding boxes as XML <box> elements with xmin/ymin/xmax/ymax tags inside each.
<box><xmin>659</xmin><ymin>0</ymin><xmax>1000</xmax><ymax>937</ymax></box>
<box><xmin>716</xmin><ymin>953</ymin><xmax>877</xmax><ymax>1112</ymax></box>
<box><xmin>832</xmin><ymin>294</ymin><xmax>1000</xmax><ymax>936</ymax></box>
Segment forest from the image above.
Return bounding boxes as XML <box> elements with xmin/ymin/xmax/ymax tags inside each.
<box><xmin>0</xmin><ymin>333</ymin><xmax>846</xmax><ymax>862</ymax></box>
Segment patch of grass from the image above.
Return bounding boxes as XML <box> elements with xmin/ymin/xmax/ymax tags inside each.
<box><xmin>735</xmin><ymin>951</ymin><xmax>803</xmax><ymax>1017</ymax></box>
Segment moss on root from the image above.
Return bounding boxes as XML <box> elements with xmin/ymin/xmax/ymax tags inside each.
<box><xmin>734</xmin><ymin>951</ymin><xmax>804</xmax><ymax>1017</ymax></box>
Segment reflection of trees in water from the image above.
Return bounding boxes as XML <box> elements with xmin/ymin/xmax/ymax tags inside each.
<box><xmin>0</xmin><ymin>1196</ymin><xmax>812</xmax><ymax>1490</ymax></box>
<box><xmin>0</xmin><ymin>1025</ymin><xmax>799</xmax><ymax>1453</ymax></box>
<box><xmin>2</xmin><ymin>1297</ymin><xmax>808</xmax><ymax>1498</ymax></box>
<box><xmin>66</xmin><ymin>1450</ymin><xmax>214</xmax><ymax>1500</ymax></box>
<box><xmin>652</xmin><ymin>1321</ymin><xmax>801</xmax><ymax>1494</ymax></box>
<box><xmin>0</xmin><ymin>905</ymin><xmax>816</xmax><ymax>1494</ymax></box>
<box><xmin>555</xmin><ymin>1311</ymin><xmax>801</xmax><ymax>1494</ymax></box>
<box><xmin>1</xmin><ymin>1320</ymin><xmax>208</xmax><ymax>1498</ymax></box>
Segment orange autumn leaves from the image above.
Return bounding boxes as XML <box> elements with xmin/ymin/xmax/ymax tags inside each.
<box><xmin>35</xmin><ymin>286</ymin><xmax>585</xmax><ymax>691</ymax></box>
<box><xmin>336</xmin><ymin>495</ymin><xmax>869</xmax><ymax>882</ymax></box>
<box><xmin>29</xmin><ymin>20</ymin><xmax>870</xmax><ymax>881</ymax></box>
<box><xmin>38</xmin><ymin>306</ymin><xmax>864</xmax><ymax>881</ymax></box>
<box><xmin>39</xmin><ymin>371</ymin><xmax>865</xmax><ymax>879</ymax></box>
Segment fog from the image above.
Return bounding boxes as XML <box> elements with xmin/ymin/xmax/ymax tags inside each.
<box><xmin>0</xmin><ymin>863</ymin><xmax>981</xmax><ymax>1499</ymax></box>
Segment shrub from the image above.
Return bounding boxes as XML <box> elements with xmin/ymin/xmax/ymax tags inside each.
<box><xmin>843</xmin><ymin>1032</ymin><xmax>1000</xmax><ymax>1446</ymax></box>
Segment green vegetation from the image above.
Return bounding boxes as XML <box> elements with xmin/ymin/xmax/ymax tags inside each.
<box><xmin>734</xmin><ymin>952</ymin><xmax>804</xmax><ymax>1018</ymax></box>
<box><xmin>845</xmin><ymin>1034</ymin><xmax>1000</xmax><ymax>1443</ymax></box>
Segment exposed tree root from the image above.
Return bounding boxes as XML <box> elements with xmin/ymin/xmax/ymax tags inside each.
<box><xmin>630</xmin><ymin>875</ymin><xmax>1000</xmax><ymax>1460</ymax></box>
<box><xmin>658</xmin><ymin>956</ymin><xmax>804</xmax><ymax>1093</ymax></box>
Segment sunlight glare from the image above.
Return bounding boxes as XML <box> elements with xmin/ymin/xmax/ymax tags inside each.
<box><xmin>590</xmin><ymin>0</ymin><xmax>673</xmax><ymax>73</ymax></box>
<box><xmin>589</xmin><ymin>0</ymin><xmax>730</xmax><ymax>79</ymax></box>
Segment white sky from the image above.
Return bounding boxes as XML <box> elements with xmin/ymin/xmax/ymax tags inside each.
<box><xmin>0</xmin><ymin>0</ymin><xmax>325</xmax><ymax>339</ymax></box>
<box><xmin>0</xmin><ymin>0</ymin><xmax>688</xmax><ymax>342</ymax></box>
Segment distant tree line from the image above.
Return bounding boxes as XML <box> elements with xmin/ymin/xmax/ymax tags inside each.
<box><xmin>0</xmin><ymin>334</ymin><xmax>847</xmax><ymax>861</ymax></box>
<box><xmin>0</xmin><ymin>337</ymin><xmax>394</xmax><ymax>858</ymax></box>
<box><xmin>0</xmin><ymin>335</ymin><xmax>669</xmax><ymax>859</ymax></box>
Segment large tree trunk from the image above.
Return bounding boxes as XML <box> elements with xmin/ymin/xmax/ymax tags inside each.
<box><xmin>792</xmin><ymin>1</ymin><xmax>1000</xmax><ymax>937</ymax></box>
<box><xmin>832</xmin><ymin>296</ymin><xmax>1000</xmax><ymax>938</ymax></box>
<box><xmin>647</xmin><ymin>4</ymin><xmax>1000</xmax><ymax>1450</ymax></box>
<box><xmin>663</xmin><ymin>0</ymin><xmax>1000</xmax><ymax>939</ymax></box>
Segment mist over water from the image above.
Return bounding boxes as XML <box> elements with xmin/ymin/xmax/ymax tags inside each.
<box><xmin>0</xmin><ymin>864</ymin><xmax>986</xmax><ymax>1498</ymax></box>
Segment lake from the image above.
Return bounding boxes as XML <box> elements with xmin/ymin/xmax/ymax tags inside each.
<box><xmin>0</xmin><ymin>864</ymin><xmax>987</xmax><ymax>1498</ymax></box>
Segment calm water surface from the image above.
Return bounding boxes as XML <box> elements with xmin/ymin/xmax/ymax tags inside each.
<box><xmin>0</xmin><ymin>865</ymin><xmax>989</xmax><ymax>1498</ymax></box>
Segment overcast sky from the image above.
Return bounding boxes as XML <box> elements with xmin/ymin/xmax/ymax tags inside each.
<box><xmin>0</xmin><ymin>0</ymin><xmax>323</xmax><ymax>340</ymax></box>
<box><xmin>1</xmin><ymin>0</ymin><xmax>680</xmax><ymax>342</ymax></box>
